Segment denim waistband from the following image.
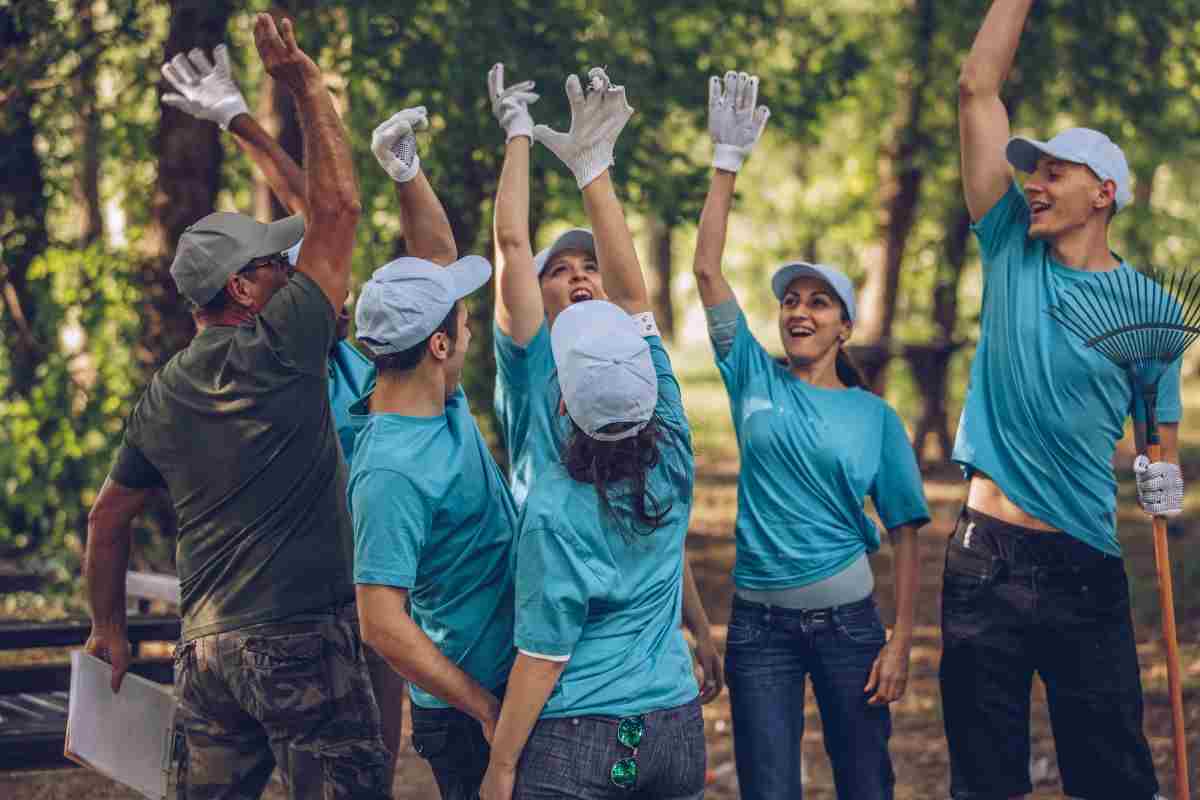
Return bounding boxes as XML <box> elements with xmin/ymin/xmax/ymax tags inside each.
<box><xmin>732</xmin><ymin>593</ymin><xmax>874</xmax><ymax>627</ymax></box>
<box><xmin>959</xmin><ymin>506</ymin><xmax>1119</xmax><ymax>571</ymax></box>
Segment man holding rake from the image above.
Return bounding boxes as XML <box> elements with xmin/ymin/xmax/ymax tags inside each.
<box><xmin>945</xmin><ymin>1</ymin><xmax>1182</xmax><ymax>799</ymax></box>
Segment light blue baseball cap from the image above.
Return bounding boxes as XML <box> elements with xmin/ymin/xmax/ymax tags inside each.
<box><xmin>1006</xmin><ymin>127</ymin><xmax>1133</xmax><ymax>211</ymax></box>
<box><xmin>770</xmin><ymin>261</ymin><xmax>857</xmax><ymax>322</ymax></box>
<box><xmin>534</xmin><ymin>228</ymin><xmax>595</xmax><ymax>277</ymax></box>
<box><xmin>355</xmin><ymin>255</ymin><xmax>492</xmax><ymax>355</ymax></box>
<box><xmin>550</xmin><ymin>300</ymin><xmax>657</xmax><ymax>442</ymax></box>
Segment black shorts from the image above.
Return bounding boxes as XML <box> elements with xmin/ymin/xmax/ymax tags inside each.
<box><xmin>938</xmin><ymin>508</ymin><xmax>1159</xmax><ymax>800</ymax></box>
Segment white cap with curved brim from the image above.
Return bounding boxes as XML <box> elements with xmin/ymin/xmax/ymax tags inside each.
<box><xmin>1006</xmin><ymin>128</ymin><xmax>1133</xmax><ymax>211</ymax></box>
<box><xmin>551</xmin><ymin>300</ymin><xmax>657</xmax><ymax>442</ymax></box>
<box><xmin>533</xmin><ymin>228</ymin><xmax>595</xmax><ymax>277</ymax></box>
<box><xmin>770</xmin><ymin>261</ymin><xmax>857</xmax><ymax>322</ymax></box>
<box><xmin>355</xmin><ymin>255</ymin><xmax>492</xmax><ymax>355</ymax></box>
<box><xmin>171</xmin><ymin>212</ymin><xmax>304</xmax><ymax>307</ymax></box>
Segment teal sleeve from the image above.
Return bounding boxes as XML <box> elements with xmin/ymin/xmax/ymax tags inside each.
<box><xmin>494</xmin><ymin>321</ymin><xmax>551</xmax><ymax>390</ymax></box>
<box><xmin>869</xmin><ymin>406</ymin><xmax>931</xmax><ymax>531</ymax></box>
<box><xmin>259</xmin><ymin>272</ymin><xmax>337</xmax><ymax>377</ymax></box>
<box><xmin>970</xmin><ymin>181</ymin><xmax>1030</xmax><ymax>266</ymax></box>
<box><xmin>352</xmin><ymin>469</ymin><xmax>430</xmax><ymax>588</ymax></box>
<box><xmin>514</xmin><ymin>527</ymin><xmax>602</xmax><ymax>658</ymax></box>
<box><xmin>714</xmin><ymin>312</ymin><xmax>774</xmax><ymax>407</ymax></box>
<box><xmin>647</xmin><ymin>336</ymin><xmax>688</xmax><ymax>435</ymax></box>
<box><xmin>705</xmin><ymin>299</ymin><xmax>741</xmax><ymax>358</ymax></box>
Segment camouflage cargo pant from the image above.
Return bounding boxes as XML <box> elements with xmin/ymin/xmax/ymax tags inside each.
<box><xmin>173</xmin><ymin>603</ymin><xmax>392</xmax><ymax>799</ymax></box>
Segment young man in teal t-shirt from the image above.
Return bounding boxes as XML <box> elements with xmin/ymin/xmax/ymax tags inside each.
<box><xmin>944</xmin><ymin>4</ymin><xmax>1182</xmax><ymax>800</ymax></box>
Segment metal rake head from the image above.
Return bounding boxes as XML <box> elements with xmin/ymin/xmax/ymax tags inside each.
<box><xmin>1046</xmin><ymin>266</ymin><xmax>1200</xmax><ymax>387</ymax></box>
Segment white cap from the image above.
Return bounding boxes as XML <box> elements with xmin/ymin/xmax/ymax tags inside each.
<box><xmin>355</xmin><ymin>255</ymin><xmax>492</xmax><ymax>354</ymax></box>
<box><xmin>550</xmin><ymin>300</ymin><xmax>657</xmax><ymax>442</ymax></box>
<box><xmin>533</xmin><ymin>228</ymin><xmax>595</xmax><ymax>276</ymax></box>
<box><xmin>1006</xmin><ymin>128</ymin><xmax>1133</xmax><ymax>211</ymax></box>
<box><xmin>770</xmin><ymin>261</ymin><xmax>857</xmax><ymax>322</ymax></box>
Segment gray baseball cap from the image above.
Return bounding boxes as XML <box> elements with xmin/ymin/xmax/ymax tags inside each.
<box><xmin>534</xmin><ymin>228</ymin><xmax>595</xmax><ymax>277</ymax></box>
<box><xmin>551</xmin><ymin>300</ymin><xmax>657</xmax><ymax>442</ymax></box>
<box><xmin>170</xmin><ymin>212</ymin><xmax>304</xmax><ymax>306</ymax></box>
<box><xmin>355</xmin><ymin>255</ymin><xmax>492</xmax><ymax>355</ymax></box>
<box><xmin>1006</xmin><ymin>127</ymin><xmax>1133</xmax><ymax>211</ymax></box>
<box><xmin>771</xmin><ymin>261</ymin><xmax>857</xmax><ymax>322</ymax></box>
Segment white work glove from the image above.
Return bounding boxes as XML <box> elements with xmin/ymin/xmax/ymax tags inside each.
<box><xmin>371</xmin><ymin>107</ymin><xmax>428</xmax><ymax>184</ymax></box>
<box><xmin>488</xmin><ymin>63</ymin><xmax>539</xmax><ymax>142</ymax></box>
<box><xmin>1133</xmin><ymin>455</ymin><xmax>1184</xmax><ymax>517</ymax></box>
<box><xmin>708</xmin><ymin>70</ymin><xmax>770</xmax><ymax>173</ymax></box>
<box><xmin>533</xmin><ymin>67</ymin><xmax>633</xmax><ymax>190</ymax></box>
<box><xmin>161</xmin><ymin>45</ymin><xmax>250</xmax><ymax>131</ymax></box>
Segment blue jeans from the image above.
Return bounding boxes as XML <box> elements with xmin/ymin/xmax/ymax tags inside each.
<box><xmin>514</xmin><ymin>698</ymin><xmax>706</xmax><ymax>799</ymax></box>
<box><xmin>411</xmin><ymin>684</ymin><xmax>505</xmax><ymax>800</ymax></box>
<box><xmin>726</xmin><ymin>594</ymin><xmax>894</xmax><ymax>800</ymax></box>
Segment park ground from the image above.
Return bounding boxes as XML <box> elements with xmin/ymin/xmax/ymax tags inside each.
<box><xmin>3</xmin><ymin>345</ymin><xmax>1198</xmax><ymax>799</ymax></box>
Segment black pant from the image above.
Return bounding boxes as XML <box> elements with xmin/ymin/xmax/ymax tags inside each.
<box><xmin>939</xmin><ymin>508</ymin><xmax>1159</xmax><ymax>800</ymax></box>
<box><xmin>411</xmin><ymin>684</ymin><xmax>504</xmax><ymax>800</ymax></box>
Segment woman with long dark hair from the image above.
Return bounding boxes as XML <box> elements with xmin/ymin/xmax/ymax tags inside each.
<box><xmin>695</xmin><ymin>71</ymin><xmax>929</xmax><ymax>800</ymax></box>
<box><xmin>479</xmin><ymin>69</ymin><xmax>705</xmax><ymax>800</ymax></box>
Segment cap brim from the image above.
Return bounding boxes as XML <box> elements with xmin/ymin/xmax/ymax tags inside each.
<box><xmin>445</xmin><ymin>255</ymin><xmax>493</xmax><ymax>301</ymax></box>
<box><xmin>255</xmin><ymin>215</ymin><xmax>305</xmax><ymax>260</ymax></box>
<box><xmin>534</xmin><ymin>228</ymin><xmax>595</xmax><ymax>276</ymax></box>
<box><xmin>1006</xmin><ymin>137</ymin><xmax>1054</xmax><ymax>174</ymax></box>
<box><xmin>771</xmin><ymin>263</ymin><xmax>831</xmax><ymax>301</ymax></box>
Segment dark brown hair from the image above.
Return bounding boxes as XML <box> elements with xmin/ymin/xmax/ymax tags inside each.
<box><xmin>562</xmin><ymin>416</ymin><xmax>672</xmax><ymax>541</ymax></box>
<box><xmin>366</xmin><ymin>303</ymin><xmax>459</xmax><ymax>375</ymax></box>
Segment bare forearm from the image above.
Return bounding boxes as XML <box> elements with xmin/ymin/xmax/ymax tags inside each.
<box><xmin>229</xmin><ymin>114</ymin><xmax>307</xmax><ymax>216</ymax></box>
<box><xmin>489</xmin><ymin>653</ymin><xmax>565</xmax><ymax>769</ymax></box>
<box><xmin>494</xmin><ymin>138</ymin><xmax>533</xmax><ymax>256</ymax></box>
<box><xmin>292</xmin><ymin>82</ymin><xmax>360</xmax><ymax>228</ymax></box>
<box><xmin>394</xmin><ymin>170</ymin><xmax>457</xmax><ymax>266</ymax></box>
<box><xmin>693</xmin><ymin>171</ymin><xmax>737</xmax><ymax>306</ymax></box>
<box><xmin>681</xmin><ymin>557</ymin><xmax>712</xmax><ymax>645</ymax></box>
<box><xmin>581</xmin><ymin>171</ymin><xmax>648</xmax><ymax>313</ymax></box>
<box><xmin>960</xmin><ymin>0</ymin><xmax>1034</xmax><ymax>96</ymax></box>
<box><xmin>888</xmin><ymin>526</ymin><xmax>920</xmax><ymax>642</ymax></box>
<box><xmin>85</xmin><ymin>520</ymin><xmax>131</xmax><ymax>635</ymax></box>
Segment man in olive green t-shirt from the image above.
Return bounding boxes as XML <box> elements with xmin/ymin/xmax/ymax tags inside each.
<box><xmin>83</xmin><ymin>16</ymin><xmax>390</xmax><ymax>799</ymax></box>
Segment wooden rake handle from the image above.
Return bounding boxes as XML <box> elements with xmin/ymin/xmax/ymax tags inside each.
<box><xmin>1147</xmin><ymin>442</ymin><xmax>1190</xmax><ymax>800</ymax></box>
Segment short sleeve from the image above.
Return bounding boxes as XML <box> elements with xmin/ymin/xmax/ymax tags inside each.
<box><xmin>513</xmin><ymin>527</ymin><xmax>604</xmax><ymax>659</ymax></box>
<box><xmin>646</xmin><ymin>337</ymin><xmax>687</xmax><ymax>434</ymax></box>
<box><xmin>109</xmin><ymin>439</ymin><xmax>166</xmax><ymax>490</ymax></box>
<box><xmin>352</xmin><ymin>469</ymin><xmax>431</xmax><ymax>588</ymax></box>
<box><xmin>494</xmin><ymin>320</ymin><xmax>552</xmax><ymax>390</ymax></box>
<box><xmin>971</xmin><ymin>180</ymin><xmax>1030</xmax><ymax>266</ymax></box>
<box><xmin>714</xmin><ymin>312</ymin><xmax>776</xmax><ymax>406</ymax></box>
<box><xmin>868</xmin><ymin>406</ymin><xmax>931</xmax><ymax>531</ymax></box>
<box><xmin>257</xmin><ymin>272</ymin><xmax>337</xmax><ymax>377</ymax></box>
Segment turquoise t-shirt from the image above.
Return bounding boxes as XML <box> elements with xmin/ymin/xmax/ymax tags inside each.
<box><xmin>348</xmin><ymin>385</ymin><xmax>517</xmax><ymax>709</ymax></box>
<box><xmin>494</xmin><ymin>321</ymin><xmax>566</xmax><ymax>507</ymax></box>
<box><xmin>716</xmin><ymin>314</ymin><xmax>930</xmax><ymax>590</ymax></box>
<box><xmin>952</xmin><ymin>181</ymin><xmax>1182</xmax><ymax>556</ymax></box>
<box><xmin>327</xmin><ymin>339</ymin><xmax>374</xmax><ymax>464</ymax></box>
<box><xmin>513</xmin><ymin>337</ymin><xmax>699</xmax><ymax>719</ymax></box>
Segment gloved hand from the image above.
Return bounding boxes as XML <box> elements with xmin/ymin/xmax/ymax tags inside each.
<box><xmin>161</xmin><ymin>45</ymin><xmax>250</xmax><ymax>131</ymax></box>
<box><xmin>1133</xmin><ymin>455</ymin><xmax>1184</xmax><ymax>516</ymax></box>
<box><xmin>708</xmin><ymin>70</ymin><xmax>770</xmax><ymax>173</ymax></box>
<box><xmin>371</xmin><ymin>107</ymin><xmax>428</xmax><ymax>184</ymax></box>
<box><xmin>533</xmin><ymin>67</ymin><xmax>633</xmax><ymax>189</ymax></box>
<box><xmin>488</xmin><ymin>63</ymin><xmax>539</xmax><ymax>142</ymax></box>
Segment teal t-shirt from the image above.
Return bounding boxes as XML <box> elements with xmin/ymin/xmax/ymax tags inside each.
<box><xmin>952</xmin><ymin>181</ymin><xmax>1182</xmax><ymax>556</ymax></box>
<box><xmin>348</xmin><ymin>385</ymin><xmax>517</xmax><ymax>709</ymax></box>
<box><xmin>716</xmin><ymin>314</ymin><xmax>930</xmax><ymax>590</ymax></box>
<box><xmin>327</xmin><ymin>339</ymin><xmax>373</xmax><ymax>464</ymax></box>
<box><xmin>494</xmin><ymin>321</ymin><xmax>566</xmax><ymax>507</ymax></box>
<box><xmin>513</xmin><ymin>337</ymin><xmax>699</xmax><ymax>719</ymax></box>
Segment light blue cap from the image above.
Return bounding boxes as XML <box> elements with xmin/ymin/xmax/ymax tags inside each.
<box><xmin>1006</xmin><ymin>128</ymin><xmax>1133</xmax><ymax>211</ymax></box>
<box><xmin>284</xmin><ymin>237</ymin><xmax>303</xmax><ymax>266</ymax></box>
<box><xmin>355</xmin><ymin>255</ymin><xmax>492</xmax><ymax>355</ymax></box>
<box><xmin>770</xmin><ymin>261</ymin><xmax>857</xmax><ymax>322</ymax></box>
<box><xmin>534</xmin><ymin>228</ymin><xmax>595</xmax><ymax>276</ymax></box>
<box><xmin>550</xmin><ymin>300</ymin><xmax>657</xmax><ymax>442</ymax></box>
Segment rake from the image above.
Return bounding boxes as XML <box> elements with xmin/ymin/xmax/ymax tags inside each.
<box><xmin>1048</xmin><ymin>265</ymin><xmax>1200</xmax><ymax>800</ymax></box>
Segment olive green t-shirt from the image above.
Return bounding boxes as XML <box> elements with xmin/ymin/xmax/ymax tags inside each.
<box><xmin>111</xmin><ymin>273</ymin><xmax>355</xmax><ymax>640</ymax></box>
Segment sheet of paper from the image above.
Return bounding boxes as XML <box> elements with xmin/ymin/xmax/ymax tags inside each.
<box><xmin>65</xmin><ymin>650</ymin><xmax>176</xmax><ymax>800</ymax></box>
<box><xmin>125</xmin><ymin>571</ymin><xmax>181</xmax><ymax>606</ymax></box>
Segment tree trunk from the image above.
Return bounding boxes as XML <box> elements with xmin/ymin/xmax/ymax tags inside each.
<box><xmin>139</xmin><ymin>1</ymin><xmax>235</xmax><ymax>372</ymax></box>
<box><xmin>851</xmin><ymin>0</ymin><xmax>936</xmax><ymax>395</ymax></box>
<box><xmin>646</xmin><ymin>217</ymin><xmax>676</xmax><ymax>341</ymax></box>
<box><xmin>74</xmin><ymin>0</ymin><xmax>104</xmax><ymax>246</ymax></box>
<box><xmin>0</xmin><ymin>8</ymin><xmax>50</xmax><ymax>398</ymax></box>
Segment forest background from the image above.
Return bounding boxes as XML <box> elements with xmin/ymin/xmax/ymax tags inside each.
<box><xmin>2</xmin><ymin>0</ymin><xmax>1200</xmax><ymax>604</ymax></box>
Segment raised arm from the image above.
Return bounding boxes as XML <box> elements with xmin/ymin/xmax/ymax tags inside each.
<box><xmin>959</xmin><ymin>0</ymin><xmax>1033</xmax><ymax>221</ymax></box>
<box><xmin>160</xmin><ymin>44</ymin><xmax>307</xmax><ymax>217</ymax></box>
<box><xmin>695</xmin><ymin>71</ymin><xmax>769</xmax><ymax>309</ymax></box>
<box><xmin>254</xmin><ymin>14</ymin><xmax>359</xmax><ymax>309</ymax></box>
<box><xmin>489</xmin><ymin>64</ymin><xmax>545</xmax><ymax>343</ymax></box>
<box><xmin>535</xmin><ymin>68</ymin><xmax>646</xmax><ymax>314</ymax></box>
<box><xmin>371</xmin><ymin>107</ymin><xmax>458</xmax><ymax>266</ymax></box>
